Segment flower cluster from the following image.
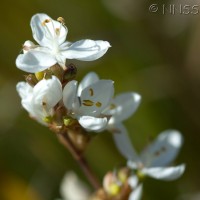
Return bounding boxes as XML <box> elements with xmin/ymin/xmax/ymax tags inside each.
<box><xmin>16</xmin><ymin>13</ymin><xmax>185</xmax><ymax>200</ymax></box>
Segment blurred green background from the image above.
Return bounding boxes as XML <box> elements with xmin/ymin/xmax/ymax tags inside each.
<box><xmin>0</xmin><ymin>0</ymin><xmax>200</xmax><ymax>199</ymax></box>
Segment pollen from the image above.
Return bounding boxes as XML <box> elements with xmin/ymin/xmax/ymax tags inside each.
<box><xmin>89</xmin><ymin>88</ymin><xmax>94</xmax><ymax>96</ymax></box>
<box><xmin>42</xmin><ymin>19</ymin><xmax>51</xmax><ymax>26</ymax></box>
<box><xmin>57</xmin><ymin>17</ymin><xmax>65</xmax><ymax>24</ymax></box>
<box><xmin>110</xmin><ymin>103</ymin><xmax>116</xmax><ymax>110</ymax></box>
<box><xmin>55</xmin><ymin>28</ymin><xmax>60</xmax><ymax>35</ymax></box>
<box><xmin>82</xmin><ymin>100</ymin><xmax>94</xmax><ymax>106</ymax></box>
<box><xmin>96</xmin><ymin>102</ymin><xmax>102</xmax><ymax>107</ymax></box>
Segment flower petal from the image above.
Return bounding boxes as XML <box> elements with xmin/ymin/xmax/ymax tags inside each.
<box><xmin>16</xmin><ymin>50</ymin><xmax>56</xmax><ymax>73</ymax></box>
<box><xmin>129</xmin><ymin>184</ymin><xmax>143</xmax><ymax>200</ymax></box>
<box><xmin>79</xmin><ymin>80</ymin><xmax>114</xmax><ymax>116</ymax></box>
<box><xmin>31</xmin><ymin>13</ymin><xmax>68</xmax><ymax>47</ymax></box>
<box><xmin>33</xmin><ymin>76</ymin><xmax>62</xmax><ymax>108</ymax></box>
<box><xmin>77</xmin><ymin>72</ymin><xmax>99</xmax><ymax>96</ymax></box>
<box><xmin>105</xmin><ymin>92</ymin><xmax>141</xmax><ymax>124</ymax></box>
<box><xmin>62</xmin><ymin>39</ymin><xmax>111</xmax><ymax>61</ymax></box>
<box><xmin>78</xmin><ymin>116</ymin><xmax>108</xmax><ymax>131</ymax></box>
<box><xmin>60</xmin><ymin>171</ymin><xmax>90</xmax><ymax>200</ymax></box>
<box><xmin>140</xmin><ymin>130</ymin><xmax>183</xmax><ymax>167</ymax></box>
<box><xmin>16</xmin><ymin>82</ymin><xmax>34</xmax><ymax>114</ymax></box>
<box><xmin>112</xmin><ymin>123</ymin><xmax>140</xmax><ymax>162</ymax></box>
<box><xmin>141</xmin><ymin>164</ymin><xmax>186</xmax><ymax>181</ymax></box>
<box><xmin>63</xmin><ymin>80</ymin><xmax>79</xmax><ymax>111</ymax></box>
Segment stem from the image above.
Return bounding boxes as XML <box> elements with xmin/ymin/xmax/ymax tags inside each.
<box><xmin>56</xmin><ymin>131</ymin><xmax>101</xmax><ymax>190</ymax></box>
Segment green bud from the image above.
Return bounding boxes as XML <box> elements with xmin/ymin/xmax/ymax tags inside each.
<box><xmin>35</xmin><ymin>71</ymin><xmax>45</xmax><ymax>81</ymax></box>
<box><xmin>25</xmin><ymin>74</ymin><xmax>38</xmax><ymax>86</ymax></box>
<box><xmin>63</xmin><ymin>117</ymin><xmax>76</xmax><ymax>127</ymax></box>
<box><xmin>43</xmin><ymin>116</ymin><xmax>53</xmax><ymax>123</ymax></box>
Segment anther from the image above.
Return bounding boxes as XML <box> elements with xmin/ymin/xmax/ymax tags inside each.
<box><xmin>96</xmin><ymin>102</ymin><xmax>102</xmax><ymax>107</ymax></box>
<box><xmin>55</xmin><ymin>28</ymin><xmax>60</xmax><ymax>35</ymax></box>
<box><xmin>89</xmin><ymin>88</ymin><xmax>94</xmax><ymax>96</ymax></box>
<box><xmin>82</xmin><ymin>100</ymin><xmax>94</xmax><ymax>106</ymax></box>
<box><xmin>42</xmin><ymin>19</ymin><xmax>51</xmax><ymax>26</ymax></box>
<box><xmin>110</xmin><ymin>103</ymin><xmax>117</xmax><ymax>110</ymax></box>
<box><xmin>57</xmin><ymin>17</ymin><xmax>65</xmax><ymax>24</ymax></box>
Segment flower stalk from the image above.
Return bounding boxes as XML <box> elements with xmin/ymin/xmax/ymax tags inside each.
<box><xmin>56</xmin><ymin>128</ymin><xmax>101</xmax><ymax>190</ymax></box>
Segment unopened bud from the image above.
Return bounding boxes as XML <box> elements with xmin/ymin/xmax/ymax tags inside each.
<box><xmin>63</xmin><ymin>63</ymin><xmax>77</xmax><ymax>82</ymax></box>
<box><xmin>43</xmin><ymin>116</ymin><xmax>53</xmax><ymax>123</ymax></box>
<box><xmin>118</xmin><ymin>167</ymin><xmax>130</xmax><ymax>183</ymax></box>
<box><xmin>25</xmin><ymin>74</ymin><xmax>38</xmax><ymax>86</ymax></box>
<box><xmin>63</xmin><ymin>117</ymin><xmax>76</xmax><ymax>127</ymax></box>
<box><xmin>103</xmin><ymin>172</ymin><xmax>121</xmax><ymax>196</ymax></box>
<box><xmin>35</xmin><ymin>71</ymin><xmax>45</xmax><ymax>81</ymax></box>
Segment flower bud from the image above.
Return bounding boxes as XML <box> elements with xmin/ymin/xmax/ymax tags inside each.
<box><xmin>35</xmin><ymin>71</ymin><xmax>45</xmax><ymax>81</ymax></box>
<box><xmin>25</xmin><ymin>74</ymin><xmax>38</xmax><ymax>86</ymax></box>
<box><xmin>63</xmin><ymin>63</ymin><xmax>77</xmax><ymax>82</ymax></box>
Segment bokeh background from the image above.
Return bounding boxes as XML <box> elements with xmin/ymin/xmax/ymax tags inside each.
<box><xmin>0</xmin><ymin>0</ymin><xmax>200</xmax><ymax>199</ymax></box>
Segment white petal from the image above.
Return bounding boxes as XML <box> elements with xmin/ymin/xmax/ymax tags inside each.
<box><xmin>33</xmin><ymin>76</ymin><xmax>62</xmax><ymax>108</ymax></box>
<box><xmin>77</xmin><ymin>72</ymin><xmax>99</xmax><ymax>96</ymax></box>
<box><xmin>140</xmin><ymin>130</ymin><xmax>183</xmax><ymax>167</ymax></box>
<box><xmin>16</xmin><ymin>50</ymin><xmax>56</xmax><ymax>73</ymax></box>
<box><xmin>23</xmin><ymin>40</ymin><xmax>36</xmax><ymax>53</ymax></box>
<box><xmin>62</xmin><ymin>39</ymin><xmax>111</xmax><ymax>61</ymax></box>
<box><xmin>63</xmin><ymin>80</ymin><xmax>78</xmax><ymax>111</ymax></box>
<box><xmin>16</xmin><ymin>82</ymin><xmax>34</xmax><ymax>115</ymax></box>
<box><xmin>129</xmin><ymin>184</ymin><xmax>143</xmax><ymax>200</ymax></box>
<box><xmin>111</xmin><ymin>123</ymin><xmax>140</xmax><ymax>162</ymax></box>
<box><xmin>106</xmin><ymin>92</ymin><xmax>141</xmax><ymax>124</ymax></box>
<box><xmin>16</xmin><ymin>81</ymin><xmax>33</xmax><ymax>99</ymax></box>
<box><xmin>79</xmin><ymin>80</ymin><xmax>114</xmax><ymax>116</ymax></box>
<box><xmin>31</xmin><ymin>13</ymin><xmax>68</xmax><ymax>47</ymax></box>
<box><xmin>128</xmin><ymin>175</ymin><xmax>139</xmax><ymax>188</ymax></box>
<box><xmin>78</xmin><ymin>116</ymin><xmax>108</xmax><ymax>131</ymax></box>
<box><xmin>60</xmin><ymin>171</ymin><xmax>90</xmax><ymax>200</ymax></box>
<box><xmin>141</xmin><ymin>164</ymin><xmax>186</xmax><ymax>181</ymax></box>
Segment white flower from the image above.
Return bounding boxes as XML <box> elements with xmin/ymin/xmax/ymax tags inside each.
<box><xmin>57</xmin><ymin>171</ymin><xmax>91</xmax><ymax>200</ymax></box>
<box><xmin>113</xmin><ymin>125</ymin><xmax>185</xmax><ymax>199</ymax></box>
<box><xmin>16</xmin><ymin>76</ymin><xmax>62</xmax><ymax>124</ymax></box>
<box><xmin>16</xmin><ymin>13</ymin><xmax>111</xmax><ymax>73</ymax></box>
<box><xmin>63</xmin><ymin>72</ymin><xmax>114</xmax><ymax>131</ymax></box>
<box><xmin>128</xmin><ymin>175</ymin><xmax>143</xmax><ymax>200</ymax></box>
<box><xmin>102</xmin><ymin>92</ymin><xmax>141</xmax><ymax>130</ymax></box>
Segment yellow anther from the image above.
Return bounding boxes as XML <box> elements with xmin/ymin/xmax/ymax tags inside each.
<box><xmin>110</xmin><ymin>103</ymin><xmax>117</xmax><ymax>110</ymax></box>
<box><xmin>57</xmin><ymin>17</ymin><xmax>65</xmax><ymax>24</ymax></box>
<box><xmin>96</xmin><ymin>102</ymin><xmax>102</xmax><ymax>107</ymax></box>
<box><xmin>89</xmin><ymin>88</ymin><xmax>94</xmax><ymax>96</ymax></box>
<box><xmin>55</xmin><ymin>28</ymin><xmax>60</xmax><ymax>35</ymax></box>
<box><xmin>42</xmin><ymin>19</ymin><xmax>51</xmax><ymax>26</ymax></box>
<box><xmin>82</xmin><ymin>100</ymin><xmax>94</xmax><ymax>106</ymax></box>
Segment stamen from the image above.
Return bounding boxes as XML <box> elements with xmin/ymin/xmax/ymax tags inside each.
<box><xmin>57</xmin><ymin>17</ymin><xmax>65</xmax><ymax>25</ymax></box>
<box><xmin>42</xmin><ymin>19</ymin><xmax>51</xmax><ymax>26</ymax></box>
<box><xmin>55</xmin><ymin>28</ymin><xmax>60</xmax><ymax>36</ymax></box>
<box><xmin>96</xmin><ymin>102</ymin><xmax>102</xmax><ymax>107</ymax></box>
<box><xmin>89</xmin><ymin>88</ymin><xmax>94</xmax><ymax>96</ymax></box>
<box><xmin>82</xmin><ymin>100</ymin><xmax>94</xmax><ymax>106</ymax></box>
<box><xmin>110</xmin><ymin>103</ymin><xmax>117</xmax><ymax>110</ymax></box>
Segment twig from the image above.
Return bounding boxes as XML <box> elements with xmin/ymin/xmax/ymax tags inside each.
<box><xmin>56</xmin><ymin>131</ymin><xmax>101</xmax><ymax>190</ymax></box>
